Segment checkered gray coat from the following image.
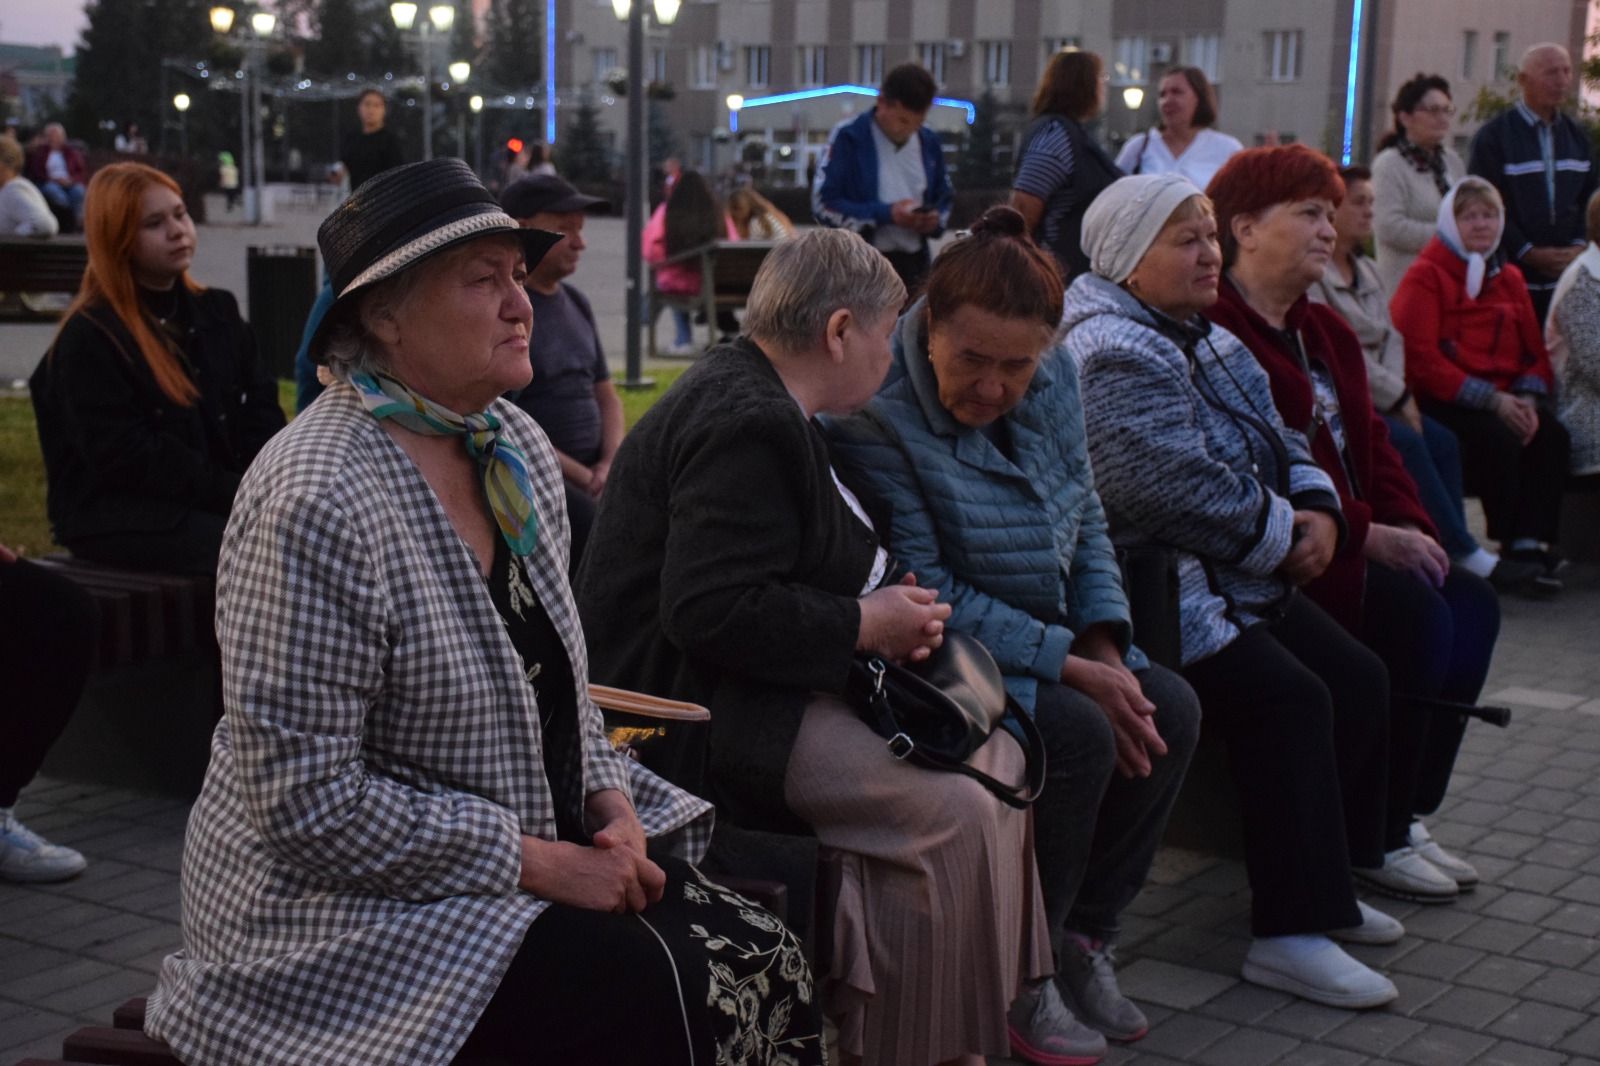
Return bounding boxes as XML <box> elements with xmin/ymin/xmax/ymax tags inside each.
<box><xmin>145</xmin><ymin>384</ymin><xmax>713</xmax><ymax>1066</ymax></box>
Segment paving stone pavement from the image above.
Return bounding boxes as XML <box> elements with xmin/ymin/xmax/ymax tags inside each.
<box><xmin>3</xmin><ymin>570</ymin><xmax>1599</xmax><ymax>1063</ymax></box>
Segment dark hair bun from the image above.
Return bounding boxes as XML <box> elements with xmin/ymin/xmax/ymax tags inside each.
<box><xmin>970</xmin><ymin>205</ymin><xmax>1028</xmax><ymax>239</ymax></box>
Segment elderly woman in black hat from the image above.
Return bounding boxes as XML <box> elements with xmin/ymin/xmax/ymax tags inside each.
<box><xmin>143</xmin><ymin>160</ymin><xmax>823</xmax><ymax>1066</ymax></box>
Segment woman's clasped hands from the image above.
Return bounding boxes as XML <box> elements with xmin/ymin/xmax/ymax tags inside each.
<box><xmin>518</xmin><ymin>788</ymin><xmax>666</xmax><ymax>914</ymax></box>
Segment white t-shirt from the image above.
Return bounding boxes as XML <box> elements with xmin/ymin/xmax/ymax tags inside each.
<box><xmin>0</xmin><ymin>174</ymin><xmax>59</xmax><ymax>237</ymax></box>
<box><xmin>1115</xmin><ymin>127</ymin><xmax>1243</xmax><ymax>191</ymax></box>
<box><xmin>45</xmin><ymin>149</ymin><xmax>69</xmax><ymax>183</ymax></box>
<box><xmin>870</xmin><ymin>119</ymin><xmax>928</xmax><ymax>254</ymax></box>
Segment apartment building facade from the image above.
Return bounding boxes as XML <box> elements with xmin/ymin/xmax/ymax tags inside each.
<box><xmin>551</xmin><ymin>0</ymin><xmax>1589</xmax><ymax>184</ymax></box>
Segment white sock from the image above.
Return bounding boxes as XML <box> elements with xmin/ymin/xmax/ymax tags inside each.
<box><xmin>1457</xmin><ymin>547</ymin><xmax>1499</xmax><ymax>578</ymax></box>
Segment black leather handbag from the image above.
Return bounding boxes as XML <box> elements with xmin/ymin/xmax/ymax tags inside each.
<box><xmin>845</xmin><ymin>631</ymin><xmax>1046</xmax><ymax>809</ymax></box>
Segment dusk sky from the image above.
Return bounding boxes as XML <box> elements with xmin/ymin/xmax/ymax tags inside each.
<box><xmin>0</xmin><ymin>1</ymin><xmax>89</xmax><ymax>51</ymax></box>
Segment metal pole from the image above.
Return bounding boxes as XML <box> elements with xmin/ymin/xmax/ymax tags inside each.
<box><xmin>474</xmin><ymin>109</ymin><xmax>484</xmax><ymax>176</ymax></box>
<box><xmin>457</xmin><ymin>112</ymin><xmax>466</xmax><ymax>160</ymax></box>
<box><xmin>241</xmin><ymin>69</ymin><xmax>256</xmax><ymax>224</ymax></box>
<box><xmin>179</xmin><ymin>114</ymin><xmax>188</xmax><ymax>159</ymax></box>
<box><xmin>623</xmin><ymin>1</ymin><xmax>651</xmax><ymax>388</ymax></box>
<box><xmin>422</xmin><ymin>26</ymin><xmax>434</xmax><ymax>161</ymax></box>
<box><xmin>251</xmin><ymin>42</ymin><xmax>267</xmax><ymax>222</ymax></box>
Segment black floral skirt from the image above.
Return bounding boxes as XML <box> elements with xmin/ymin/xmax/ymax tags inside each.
<box><xmin>456</xmin><ymin>856</ymin><xmax>825</xmax><ymax>1065</ymax></box>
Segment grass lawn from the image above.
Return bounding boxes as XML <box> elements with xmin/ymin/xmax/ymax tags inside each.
<box><xmin>2</xmin><ymin>367</ymin><xmax>684</xmax><ymax>558</ymax></box>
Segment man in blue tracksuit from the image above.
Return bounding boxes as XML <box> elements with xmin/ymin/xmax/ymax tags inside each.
<box><xmin>812</xmin><ymin>62</ymin><xmax>955</xmax><ymax>293</ymax></box>
<box><xmin>1469</xmin><ymin>43</ymin><xmax>1598</xmax><ymax>324</ymax></box>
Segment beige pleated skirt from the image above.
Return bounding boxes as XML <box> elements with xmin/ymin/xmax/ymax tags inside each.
<box><xmin>783</xmin><ymin>694</ymin><xmax>1052</xmax><ymax>1066</ymax></box>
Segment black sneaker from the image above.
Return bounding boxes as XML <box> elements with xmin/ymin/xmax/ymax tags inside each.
<box><xmin>1487</xmin><ymin>556</ymin><xmax>1544</xmax><ymax>592</ymax></box>
<box><xmin>1504</xmin><ymin>549</ymin><xmax>1562</xmax><ymax>595</ymax></box>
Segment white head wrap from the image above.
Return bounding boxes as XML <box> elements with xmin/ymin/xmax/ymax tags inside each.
<box><xmin>1081</xmin><ymin>173</ymin><xmax>1206</xmax><ymax>284</ymax></box>
<box><xmin>1436</xmin><ymin>177</ymin><xmax>1505</xmax><ymax>300</ymax></box>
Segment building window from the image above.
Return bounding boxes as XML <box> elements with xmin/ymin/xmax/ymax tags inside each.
<box><xmin>1112</xmin><ymin>36</ymin><xmax>1148</xmax><ymax>86</ymax></box>
<box><xmin>1184</xmin><ymin>33</ymin><xmax>1222</xmax><ymax>83</ymax></box>
<box><xmin>692</xmin><ymin>44</ymin><xmax>717</xmax><ymax>88</ymax></box>
<box><xmin>1492</xmin><ymin>32</ymin><xmax>1511</xmax><ymax>77</ymax></box>
<box><xmin>591</xmin><ymin>47</ymin><xmax>618</xmax><ymax>85</ymax></box>
<box><xmin>1263</xmin><ymin>30</ymin><xmax>1303</xmax><ymax>82</ymax></box>
<box><xmin>917</xmin><ymin>41</ymin><xmax>946</xmax><ymax>86</ymax></box>
<box><xmin>981</xmin><ymin>40</ymin><xmax>1011</xmax><ymax>87</ymax></box>
<box><xmin>798</xmin><ymin>44</ymin><xmax>827</xmax><ymax>87</ymax></box>
<box><xmin>1462</xmin><ymin>30</ymin><xmax>1478</xmax><ymax>80</ymax></box>
<box><xmin>649</xmin><ymin>47</ymin><xmax>668</xmax><ymax>84</ymax></box>
<box><xmin>745</xmin><ymin>45</ymin><xmax>771</xmax><ymax>88</ymax></box>
<box><xmin>856</xmin><ymin>43</ymin><xmax>884</xmax><ymax>86</ymax></box>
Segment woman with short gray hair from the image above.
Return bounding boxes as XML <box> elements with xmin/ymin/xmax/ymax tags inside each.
<box><xmin>580</xmin><ymin>227</ymin><xmax>1061</xmax><ymax>1066</ymax></box>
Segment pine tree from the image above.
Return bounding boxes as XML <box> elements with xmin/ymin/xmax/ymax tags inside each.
<box><xmin>558</xmin><ymin>95</ymin><xmax>613</xmax><ymax>184</ymax></box>
<box><xmin>485</xmin><ymin>0</ymin><xmax>542</xmax><ymax>90</ymax></box>
<box><xmin>959</xmin><ymin>91</ymin><xmax>1004</xmax><ymax>189</ymax></box>
<box><xmin>648</xmin><ymin>98</ymin><xmax>679</xmax><ymax>168</ymax></box>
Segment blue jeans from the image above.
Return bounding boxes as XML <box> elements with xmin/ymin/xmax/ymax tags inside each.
<box><xmin>40</xmin><ymin>181</ymin><xmax>85</xmax><ymax>219</ymax></box>
<box><xmin>1383</xmin><ymin>413</ymin><xmax>1478</xmax><ymax>558</ymax></box>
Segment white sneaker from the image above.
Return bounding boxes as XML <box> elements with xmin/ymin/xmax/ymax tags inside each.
<box><xmin>1242</xmin><ymin>935</ymin><xmax>1398</xmax><ymax>1009</ymax></box>
<box><xmin>0</xmin><ymin>808</ymin><xmax>87</xmax><ymax>883</ymax></box>
<box><xmin>1408</xmin><ymin>821</ymin><xmax>1479</xmax><ymax>890</ymax></box>
<box><xmin>1353</xmin><ymin>846</ymin><xmax>1459</xmax><ymax>903</ymax></box>
<box><xmin>1329</xmin><ymin>900</ymin><xmax>1405</xmax><ymax>946</ymax></box>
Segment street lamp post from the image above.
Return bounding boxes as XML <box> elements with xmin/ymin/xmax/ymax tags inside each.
<box><xmin>209</xmin><ymin>6</ymin><xmax>275</xmax><ymax>225</ymax></box>
<box><xmin>249</xmin><ymin>12</ymin><xmax>275</xmax><ymax>210</ymax></box>
<box><xmin>470</xmin><ymin>94</ymin><xmax>484</xmax><ymax>177</ymax></box>
<box><xmin>449</xmin><ymin>61</ymin><xmax>471</xmax><ymax>160</ymax></box>
<box><xmin>173</xmin><ymin>93</ymin><xmax>191</xmax><ymax>159</ymax></box>
<box><xmin>391</xmin><ymin>2</ymin><xmax>456</xmax><ymax>161</ymax></box>
<box><xmin>613</xmin><ymin>0</ymin><xmax>679</xmax><ymax>389</ymax></box>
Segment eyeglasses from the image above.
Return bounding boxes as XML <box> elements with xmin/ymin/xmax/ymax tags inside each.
<box><xmin>1413</xmin><ymin>104</ymin><xmax>1456</xmax><ymax>117</ymax></box>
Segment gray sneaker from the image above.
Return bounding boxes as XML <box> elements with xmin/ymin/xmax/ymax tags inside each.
<box><xmin>1057</xmin><ymin>937</ymin><xmax>1149</xmax><ymax>1042</ymax></box>
<box><xmin>1007</xmin><ymin>978</ymin><xmax>1107</xmax><ymax>1065</ymax></box>
<box><xmin>0</xmin><ymin>808</ymin><xmax>86</xmax><ymax>883</ymax></box>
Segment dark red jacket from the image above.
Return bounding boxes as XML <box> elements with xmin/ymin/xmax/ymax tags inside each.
<box><xmin>1206</xmin><ymin>280</ymin><xmax>1435</xmax><ymax>633</ymax></box>
<box><xmin>1389</xmin><ymin>237</ymin><xmax>1554</xmax><ymax>406</ymax></box>
<box><xmin>24</xmin><ymin>142</ymin><xmax>88</xmax><ymax>188</ymax></box>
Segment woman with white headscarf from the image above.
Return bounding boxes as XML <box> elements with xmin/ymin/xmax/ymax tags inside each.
<box><xmin>1390</xmin><ymin>177</ymin><xmax>1571</xmax><ymax>589</ymax></box>
<box><xmin>1064</xmin><ymin>174</ymin><xmax>1402</xmax><ymax>1012</ymax></box>
<box><xmin>1545</xmin><ymin>188</ymin><xmax>1600</xmax><ymax>479</ymax></box>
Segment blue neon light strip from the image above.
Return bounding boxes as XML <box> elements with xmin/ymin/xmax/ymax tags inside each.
<box><xmin>733</xmin><ymin>84</ymin><xmax>977</xmax><ymax>124</ymax></box>
<box><xmin>546</xmin><ymin>0</ymin><xmax>557</xmax><ymax>143</ymax></box>
<box><xmin>1342</xmin><ymin>0</ymin><xmax>1364</xmax><ymax>165</ymax></box>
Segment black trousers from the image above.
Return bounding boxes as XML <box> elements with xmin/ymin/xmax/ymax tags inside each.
<box><xmin>880</xmin><ymin>246</ymin><xmax>932</xmax><ymax>300</ymax></box>
<box><xmin>1421</xmin><ymin>399</ymin><xmax>1571</xmax><ymax>544</ymax></box>
<box><xmin>65</xmin><ymin>510</ymin><xmax>228</xmax><ymax>577</ymax></box>
<box><xmin>563</xmin><ymin>482</ymin><xmax>595</xmax><ymax>581</ymax></box>
<box><xmin>1361</xmin><ymin>563</ymin><xmax>1499</xmax><ymax>848</ymax></box>
<box><xmin>1181</xmin><ymin>593</ymin><xmax>1389</xmax><ymax>937</ymax></box>
<box><xmin>1030</xmin><ymin>665</ymin><xmax>1201</xmax><ymax>950</ymax></box>
<box><xmin>0</xmin><ymin>560</ymin><xmax>98</xmax><ymax>807</ymax></box>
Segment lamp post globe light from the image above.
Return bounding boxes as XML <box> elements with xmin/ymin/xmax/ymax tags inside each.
<box><xmin>614</xmin><ymin>0</ymin><xmax>681</xmax><ymax>388</ymax></box>
<box><xmin>209</xmin><ymin>5</ymin><xmax>274</xmax><ymax>225</ymax></box>
<box><xmin>1122</xmin><ymin>85</ymin><xmax>1145</xmax><ymax>111</ymax></box>
<box><xmin>391</xmin><ymin>2</ymin><xmax>458</xmax><ymax>160</ymax></box>
<box><xmin>173</xmin><ymin>93</ymin><xmax>191</xmax><ymax>159</ymax></box>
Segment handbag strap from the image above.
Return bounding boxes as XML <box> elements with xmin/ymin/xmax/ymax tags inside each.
<box><xmin>853</xmin><ymin>659</ymin><xmax>1047</xmax><ymax>810</ymax></box>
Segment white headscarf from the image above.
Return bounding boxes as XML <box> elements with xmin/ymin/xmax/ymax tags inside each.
<box><xmin>1081</xmin><ymin>173</ymin><xmax>1206</xmax><ymax>284</ymax></box>
<box><xmin>1435</xmin><ymin>177</ymin><xmax>1505</xmax><ymax>300</ymax></box>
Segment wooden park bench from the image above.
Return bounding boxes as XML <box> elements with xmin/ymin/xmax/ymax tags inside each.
<box><xmin>647</xmin><ymin>239</ymin><xmax>776</xmax><ymax>359</ymax></box>
<box><xmin>0</xmin><ymin>236</ymin><xmax>88</xmax><ymax>319</ymax></box>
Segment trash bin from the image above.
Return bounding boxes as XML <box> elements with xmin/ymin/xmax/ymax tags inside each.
<box><xmin>246</xmin><ymin>245</ymin><xmax>318</xmax><ymax>381</ymax></box>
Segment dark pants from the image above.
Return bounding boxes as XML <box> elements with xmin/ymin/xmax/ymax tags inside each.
<box><xmin>0</xmin><ymin>560</ymin><xmax>98</xmax><ymax>807</ymax></box>
<box><xmin>563</xmin><ymin>481</ymin><xmax>595</xmax><ymax>580</ymax></box>
<box><xmin>880</xmin><ymin>247</ymin><xmax>932</xmax><ymax>300</ymax></box>
<box><xmin>1384</xmin><ymin>413</ymin><xmax>1478</xmax><ymax>558</ymax></box>
<box><xmin>1361</xmin><ymin>563</ymin><xmax>1499</xmax><ymax>848</ymax></box>
<box><xmin>1421</xmin><ymin>399</ymin><xmax>1571</xmax><ymax>544</ymax></box>
<box><xmin>66</xmin><ymin>511</ymin><xmax>228</xmax><ymax>577</ymax></box>
<box><xmin>1030</xmin><ymin>664</ymin><xmax>1200</xmax><ymax>949</ymax></box>
<box><xmin>1181</xmin><ymin>594</ymin><xmax>1389</xmax><ymax>937</ymax></box>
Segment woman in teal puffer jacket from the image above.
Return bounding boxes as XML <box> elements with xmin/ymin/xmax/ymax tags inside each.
<box><xmin>826</xmin><ymin>207</ymin><xmax>1201</xmax><ymax>1060</ymax></box>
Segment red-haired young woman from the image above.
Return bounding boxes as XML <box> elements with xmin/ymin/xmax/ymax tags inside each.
<box><xmin>29</xmin><ymin>162</ymin><xmax>285</xmax><ymax>575</ymax></box>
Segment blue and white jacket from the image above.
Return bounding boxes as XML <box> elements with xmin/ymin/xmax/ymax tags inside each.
<box><xmin>824</xmin><ymin>301</ymin><xmax>1140</xmax><ymax>714</ymax></box>
<box><xmin>1064</xmin><ymin>274</ymin><xmax>1343</xmax><ymax>667</ymax></box>
<box><xmin>810</xmin><ymin>108</ymin><xmax>954</xmax><ymax>244</ymax></box>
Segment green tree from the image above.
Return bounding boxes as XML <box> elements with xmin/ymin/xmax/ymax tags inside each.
<box><xmin>648</xmin><ymin>98</ymin><xmax>679</xmax><ymax>168</ymax></box>
<box><xmin>558</xmin><ymin>94</ymin><xmax>613</xmax><ymax>184</ymax></box>
<box><xmin>959</xmin><ymin>91</ymin><xmax>1004</xmax><ymax>188</ymax></box>
<box><xmin>485</xmin><ymin>0</ymin><xmax>542</xmax><ymax>90</ymax></box>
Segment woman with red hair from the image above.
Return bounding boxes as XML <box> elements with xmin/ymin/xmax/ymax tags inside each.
<box><xmin>1204</xmin><ymin>146</ymin><xmax>1499</xmax><ymax>910</ymax></box>
<box><xmin>29</xmin><ymin>162</ymin><xmax>284</xmax><ymax>574</ymax></box>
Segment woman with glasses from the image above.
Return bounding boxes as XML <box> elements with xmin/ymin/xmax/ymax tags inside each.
<box><xmin>1371</xmin><ymin>74</ymin><xmax>1465</xmax><ymax>295</ymax></box>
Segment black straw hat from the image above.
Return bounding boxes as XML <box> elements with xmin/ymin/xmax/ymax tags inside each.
<box><xmin>309</xmin><ymin>158</ymin><xmax>561</xmax><ymax>362</ymax></box>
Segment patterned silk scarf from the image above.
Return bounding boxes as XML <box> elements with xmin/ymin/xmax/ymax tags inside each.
<box><xmin>1395</xmin><ymin>133</ymin><xmax>1450</xmax><ymax>196</ymax></box>
<box><xmin>350</xmin><ymin>371</ymin><xmax>539</xmax><ymax>556</ymax></box>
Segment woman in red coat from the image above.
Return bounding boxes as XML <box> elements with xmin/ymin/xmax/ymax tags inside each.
<box><xmin>1390</xmin><ymin>176</ymin><xmax>1571</xmax><ymax>589</ymax></box>
<box><xmin>1205</xmin><ymin>145</ymin><xmax>1499</xmax><ymax>908</ymax></box>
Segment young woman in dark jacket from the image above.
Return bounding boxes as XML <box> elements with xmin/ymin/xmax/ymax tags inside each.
<box><xmin>30</xmin><ymin>162</ymin><xmax>284</xmax><ymax>575</ymax></box>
